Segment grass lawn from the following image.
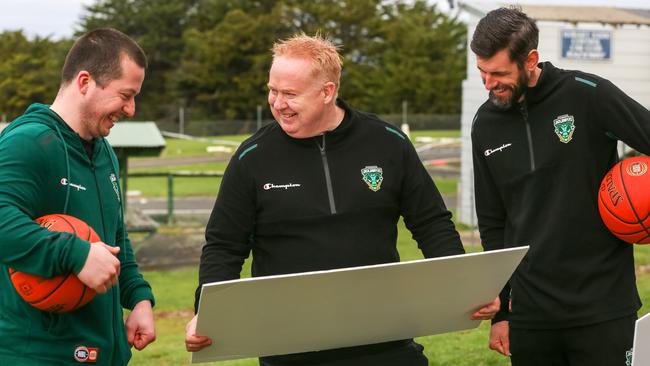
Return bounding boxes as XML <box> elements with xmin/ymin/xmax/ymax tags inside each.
<box><xmin>144</xmin><ymin>135</ymin><xmax>248</xmax><ymax>159</ymax></box>
<box><xmin>130</xmin><ymin>221</ymin><xmax>650</xmax><ymax>366</ymax></box>
<box><xmin>410</xmin><ymin>129</ymin><xmax>461</xmax><ymax>139</ymax></box>
<box><xmin>126</xmin><ymin>130</ymin><xmax>459</xmax><ymax>198</ymax></box>
<box><xmin>127</xmin><ymin>176</ymin><xmax>223</xmax><ymax>198</ymax></box>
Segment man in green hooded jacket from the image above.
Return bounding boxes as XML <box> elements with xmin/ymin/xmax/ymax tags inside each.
<box><xmin>0</xmin><ymin>28</ymin><xmax>155</xmax><ymax>365</ymax></box>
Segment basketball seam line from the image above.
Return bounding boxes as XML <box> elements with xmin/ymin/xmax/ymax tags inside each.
<box><xmin>618</xmin><ymin>162</ymin><xmax>650</xmax><ymax>240</ymax></box>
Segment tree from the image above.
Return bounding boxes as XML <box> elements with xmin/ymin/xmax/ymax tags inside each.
<box><xmin>176</xmin><ymin>0</ymin><xmax>386</xmax><ymax>119</ymax></box>
<box><xmin>371</xmin><ymin>0</ymin><xmax>467</xmax><ymax>114</ymax></box>
<box><xmin>75</xmin><ymin>0</ymin><xmax>467</xmax><ymax>122</ymax></box>
<box><xmin>0</xmin><ymin>31</ymin><xmax>70</xmax><ymax>121</ymax></box>
<box><xmin>175</xmin><ymin>4</ymin><xmax>289</xmax><ymax>119</ymax></box>
<box><xmin>78</xmin><ymin>0</ymin><xmax>197</xmax><ymax>121</ymax></box>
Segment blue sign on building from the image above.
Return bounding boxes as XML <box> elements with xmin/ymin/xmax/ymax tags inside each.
<box><xmin>561</xmin><ymin>30</ymin><xmax>612</xmax><ymax>60</ymax></box>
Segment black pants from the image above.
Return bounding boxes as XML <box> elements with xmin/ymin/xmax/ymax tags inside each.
<box><xmin>510</xmin><ymin>315</ymin><xmax>636</xmax><ymax>366</ymax></box>
<box><xmin>259</xmin><ymin>339</ymin><xmax>428</xmax><ymax>366</ymax></box>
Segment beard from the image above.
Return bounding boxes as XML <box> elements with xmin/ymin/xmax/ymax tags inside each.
<box><xmin>488</xmin><ymin>69</ymin><xmax>530</xmax><ymax>111</ymax></box>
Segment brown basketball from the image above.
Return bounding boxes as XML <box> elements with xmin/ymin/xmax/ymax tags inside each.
<box><xmin>598</xmin><ymin>156</ymin><xmax>650</xmax><ymax>244</ymax></box>
<box><xmin>9</xmin><ymin>214</ymin><xmax>100</xmax><ymax>313</ymax></box>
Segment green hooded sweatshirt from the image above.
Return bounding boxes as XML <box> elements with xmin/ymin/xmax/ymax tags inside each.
<box><xmin>0</xmin><ymin>104</ymin><xmax>155</xmax><ymax>365</ymax></box>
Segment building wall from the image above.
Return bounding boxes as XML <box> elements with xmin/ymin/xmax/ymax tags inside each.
<box><xmin>458</xmin><ymin>15</ymin><xmax>650</xmax><ymax>226</ymax></box>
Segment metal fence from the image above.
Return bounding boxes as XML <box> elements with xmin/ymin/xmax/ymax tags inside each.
<box><xmin>155</xmin><ymin>114</ymin><xmax>460</xmax><ymax>136</ymax></box>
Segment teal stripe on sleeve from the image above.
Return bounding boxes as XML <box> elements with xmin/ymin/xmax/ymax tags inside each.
<box><xmin>238</xmin><ymin>144</ymin><xmax>258</xmax><ymax>160</ymax></box>
<box><xmin>385</xmin><ymin>126</ymin><xmax>406</xmax><ymax>140</ymax></box>
<box><xmin>575</xmin><ymin>76</ymin><xmax>597</xmax><ymax>88</ymax></box>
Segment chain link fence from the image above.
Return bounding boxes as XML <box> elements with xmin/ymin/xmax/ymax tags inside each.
<box><xmin>155</xmin><ymin>114</ymin><xmax>460</xmax><ymax>136</ymax></box>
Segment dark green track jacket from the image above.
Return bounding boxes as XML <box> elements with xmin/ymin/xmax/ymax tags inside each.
<box><xmin>0</xmin><ymin>104</ymin><xmax>154</xmax><ymax>365</ymax></box>
<box><xmin>472</xmin><ymin>62</ymin><xmax>650</xmax><ymax>329</ymax></box>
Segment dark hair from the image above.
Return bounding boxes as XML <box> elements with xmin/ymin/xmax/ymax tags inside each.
<box><xmin>61</xmin><ymin>28</ymin><xmax>147</xmax><ymax>87</ymax></box>
<box><xmin>470</xmin><ymin>6</ymin><xmax>539</xmax><ymax>67</ymax></box>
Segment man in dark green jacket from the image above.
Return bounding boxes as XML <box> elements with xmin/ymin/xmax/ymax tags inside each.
<box><xmin>0</xmin><ymin>28</ymin><xmax>155</xmax><ymax>365</ymax></box>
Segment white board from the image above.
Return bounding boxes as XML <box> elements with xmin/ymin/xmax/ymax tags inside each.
<box><xmin>192</xmin><ymin>246</ymin><xmax>529</xmax><ymax>363</ymax></box>
<box><xmin>633</xmin><ymin>312</ymin><xmax>650</xmax><ymax>366</ymax></box>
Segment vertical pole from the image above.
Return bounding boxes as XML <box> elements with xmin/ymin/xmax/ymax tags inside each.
<box><xmin>401</xmin><ymin>100</ymin><xmax>410</xmax><ymax>138</ymax></box>
<box><xmin>167</xmin><ymin>173</ymin><xmax>174</xmax><ymax>224</ymax></box>
<box><xmin>118</xmin><ymin>152</ymin><xmax>128</xmax><ymax>213</ymax></box>
<box><xmin>179</xmin><ymin>107</ymin><xmax>185</xmax><ymax>135</ymax></box>
<box><xmin>256</xmin><ymin>105</ymin><xmax>262</xmax><ymax>131</ymax></box>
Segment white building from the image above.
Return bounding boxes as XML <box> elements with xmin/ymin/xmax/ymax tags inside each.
<box><xmin>457</xmin><ymin>2</ymin><xmax>650</xmax><ymax>226</ymax></box>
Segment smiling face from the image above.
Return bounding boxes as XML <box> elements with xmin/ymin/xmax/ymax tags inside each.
<box><xmin>267</xmin><ymin>56</ymin><xmax>335</xmax><ymax>138</ymax></box>
<box><xmin>477</xmin><ymin>48</ymin><xmax>531</xmax><ymax>110</ymax></box>
<box><xmin>79</xmin><ymin>55</ymin><xmax>144</xmax><ymax>139</ymax></box>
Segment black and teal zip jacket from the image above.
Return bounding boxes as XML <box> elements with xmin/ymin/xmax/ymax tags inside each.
<box><xmin>472</xmin><ymin>62</ymin><xmax>650</xmax><ymax>329</ymax></box>
<box><xmin>0</xmin><ymin>103</ymin><xmax>154</xmax><ymax>365</ymax></box>
<box><xmin>195</xmin><ymin>99</ymin><xmax>463</xmax><ymax>365</ymax></box>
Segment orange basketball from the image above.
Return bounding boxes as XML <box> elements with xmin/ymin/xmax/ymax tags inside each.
<box><xmin>9</xmin><ymin>214</ymin><xmax>100</xmax><ymax>313</ymax></box>
<box><xmin>598</xmin><ymin>156</ymin><xmax>650</xmax><ymax>244</ymax></box>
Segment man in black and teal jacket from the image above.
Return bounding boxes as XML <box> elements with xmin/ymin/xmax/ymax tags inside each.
<box><xmin>185</xmin><ymin>33</ymin><xmax>500</xmax><ymax>366</ymax></box>
<box><xmin>0</xmin><ymin>28</ymin><xmax>155</xmax><ymax>365</ymax></box>
<box><xmin>470</xmin><ymin>7</ymin><xmax>650</xmax><ymax>366</ymax></box>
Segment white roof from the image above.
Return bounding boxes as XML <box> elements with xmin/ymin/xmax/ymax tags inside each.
<box><xmin>459</xmin><ymin>2</ymin><xmax>650</xmax><ymax>25</ymax></box>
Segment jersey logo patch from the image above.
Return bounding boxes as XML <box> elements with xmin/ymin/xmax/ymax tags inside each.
<box><xmin>361</xmin><ymin>166</ymin><xmax>383</xmax><ymax>192</ymax></box>
<box><xmin>553</xmin><ymin>114</ymin><xmax>575</xmax><ymax>143</ymax></box>
<box><xmin>73</xmin><ymin>346</ymin><xmax>98</xmax><ymax>363</ymax></box>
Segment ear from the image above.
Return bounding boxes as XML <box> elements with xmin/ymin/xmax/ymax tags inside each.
<box><xmin>322</xmin><ymin>81</ymin><xmax>337</xmax><ymax>104</ymax></box>
<box><xmin>524</xmin><ymin>49</ymin><xmax>539</xmax><ymax>72</ymax></box>
<box><xmin>76</xmin><ymin>71</ymin><xmax>92</xmax><ymax>95</ymax></box>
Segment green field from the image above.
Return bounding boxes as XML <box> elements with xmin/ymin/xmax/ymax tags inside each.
<box><xmin>126</xmin><ymin>130</ymin><xmax>460</xmax><ymax>198</ymax></box>
<box><xmin>129</xmin><ymin>220</ymin><xmax>650</xmax><ymax>366</ymax></box>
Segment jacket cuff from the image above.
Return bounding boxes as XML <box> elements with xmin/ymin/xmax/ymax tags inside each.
<box><xmin>491</xmin><ymin>310</ymin><xmax>510</xmax><ymax>324</ymax></box>
<box><xmin>69</xmin><ymin>238</ymin><xmax>91</xmax><ymax>275</ymax></box>
<box><xmin>124</xmin><ymin>286</ymin><xmax>156</xmax><ymax>310</ymax></box>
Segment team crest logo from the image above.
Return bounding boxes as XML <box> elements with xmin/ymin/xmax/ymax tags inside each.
<box><xmin>553</xmin><ymin>114</ymin><xmax>575</xmax><ymax>143</ymax></box>
<box><xmin>361</xmin><ymin>166</ymin><xmax>383</xmax><ymax>192</ymax></box>
<box><xmin>626</xmin><ymin>348</ymin><xmax>633</xmax><ymax>366</ymax></box>
<box><xmin>626</xmin><ymin>161</ymin><xmax>647</xmax><ymax>177</ymax></box>
<box><xmin>109</xmin><ymin>174</ymin><xmax>120</xmax><ymax>202</ymax></box>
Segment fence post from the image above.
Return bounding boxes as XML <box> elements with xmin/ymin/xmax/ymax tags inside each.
<box><xmin>167</xmin><ymin>173</ymin><xmax>174</xmax><ymax>224</ymax></box>
<box><xmin>179</xmin><ymin>106</ymin><xmax>185</xmax><ymax>135</ymax></box>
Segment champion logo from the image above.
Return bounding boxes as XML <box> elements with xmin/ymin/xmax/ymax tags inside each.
<box><xmin>263</xmin><ymin>183</ymin><xmax>302</xmax><ymax>190</ymax></box>
<box><xmin>484</xmin><ymin>143</ymin><xmax>513</xmax><ymax>157</ymax></box>
<box><xmin>60</xmin><ymin>178</ymin><xmax>87</xmax><ymax>191</ymax></box>
<box><xmin>73</xmin><ymin>346</ymin><xmax>98</xmax><ymax>363</ymax></box>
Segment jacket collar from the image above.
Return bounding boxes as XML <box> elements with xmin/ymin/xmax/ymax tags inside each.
<box><xmin>281</xmin><ymin>98</ymin><xmax>356</xmax><ymax>149</ymax></box>
<box><xmin>525</xmin><ymin>62</ymin><xmax>563</xmax><ymax>105</ymax></box>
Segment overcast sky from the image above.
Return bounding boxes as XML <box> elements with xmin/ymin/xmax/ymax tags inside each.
<box><xmin>1</xmin><ymin>0</ymin><xmax>649</xmax><ymax>40</ymax></box>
